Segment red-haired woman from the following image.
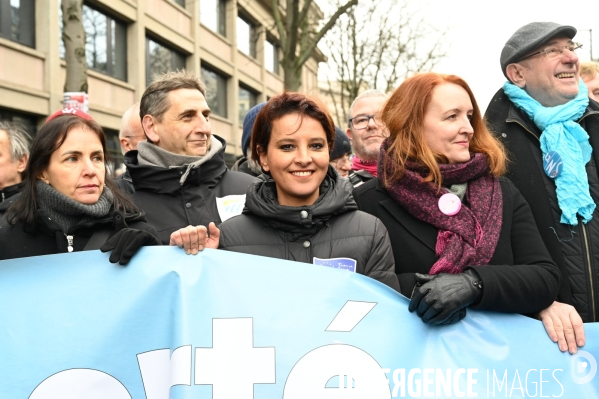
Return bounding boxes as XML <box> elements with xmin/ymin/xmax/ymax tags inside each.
<box><xmin>354</xmin><ymin>73</ymin><xmax>560</xmax><ymax>324</ymax></box>
<box><xmin>170</xmin><ymin>92</ymin><xmax>400</xmax><ymax>291</ymax></box>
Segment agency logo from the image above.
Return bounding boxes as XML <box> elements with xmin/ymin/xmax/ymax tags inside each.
<box><xmin>571</xmin><ymin>350</ymin><xmax>597</xmax><ymax>385</ymax></box>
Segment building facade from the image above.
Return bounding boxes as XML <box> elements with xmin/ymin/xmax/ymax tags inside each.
<box><xmin>0</xmin><ymin>0</ymin><xmax>323</xmax><ymax>166</ymax></box>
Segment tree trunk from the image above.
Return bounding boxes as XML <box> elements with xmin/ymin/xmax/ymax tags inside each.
<box><xmin>284</xmin><ymin>64</ymin><xmax>302</xmax><ymax>92</ymax></box>
<box><xmin>62</xmin><ymin>0</ymin><xmax>88</xmax><ymax>93</ymax></box>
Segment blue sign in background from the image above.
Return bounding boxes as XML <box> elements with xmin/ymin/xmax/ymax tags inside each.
<box><xmin>0</xmin><ymin>247</ymin><xmax>597</xmax><ymax>398</ymax></box>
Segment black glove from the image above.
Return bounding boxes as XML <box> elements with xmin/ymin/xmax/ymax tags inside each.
<box><xmin>100</xmin><ymin>228</ymin><xmax>161</xmax><ymax>265</ymax></box>
<box><xmin>408</xmin><ymin>269</ymin><xmax>483</xmax><ymax>325</ymax></box>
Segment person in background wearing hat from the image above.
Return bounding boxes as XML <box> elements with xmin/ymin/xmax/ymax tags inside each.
<box><xmin>329</xmin><ymin>127</ymin><xmax>352</xmax><ymax>178</ymax></box>
<box><xmin>346</xmin><ymin>90</ymin><xmax>389</xmax><ymax>186</ymax></box>
<box><xmin>0</xmin><ymin>122</ymin><xmax>30</xmax><ymax>217</ymax></box>
<box><xmin>231</xmin><ymin>102</ymin><xmax>266</xmax><ymax>177</ymax></box>
<box><xmin>581</xmin><ymin>61</ymin><xmax>599</xmax><ymax>103</ymax></box>
<box><xmin>485</xmin><ymin>22</ymin><xmax>599</xmax><ymax>354</ymax></box>
<box><xmin>117</xmin><ymin>71</ymin><xmax>254</xmax><ymax>245</ymax></box>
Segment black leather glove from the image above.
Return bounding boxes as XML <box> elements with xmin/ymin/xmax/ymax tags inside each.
<box><xmin>100</xmin><ymin>228</ymin><xmax>161</xmax><ymax>265</ymax></box>
<box><xmin>408</xmin><ymin>269</ymin><xmax>483</xmax><ymax>325</ymax></box>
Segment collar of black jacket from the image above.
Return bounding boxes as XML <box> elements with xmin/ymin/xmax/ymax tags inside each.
<box><xmin>243</xmin><ymin>166</ymin><xmax>357</xmax><ymax>239</ymax></box>
<box><xmin>123</xmin><ymin>135</ymin><xmax>229</xmax><ymax>194</ymax></box>
<box><xmin>0</xmin><ymin>181</ymin><xmax>24</xmax><ymax>203</ymax></box>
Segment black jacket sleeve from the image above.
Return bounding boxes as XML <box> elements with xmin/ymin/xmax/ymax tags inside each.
<box><xmin>469</xmin><ymin>178</ymin><xmax>561</xmax><ymax>313</ymax></box>
<box><xmin>363</xmin><ymin>218</ymin><xmax>400</xmax><ymax>292</ymax></box>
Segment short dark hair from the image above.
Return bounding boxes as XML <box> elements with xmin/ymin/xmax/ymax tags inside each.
<box><xmin>6</xmin><ymin>115</ymin><xmax>138</xmax><ymax>228</ymax></box>
<box><xmin>250</xmin><ymin>92</ymin><xmax>335</xmax><ymax>165</ymax></box>
<box><xmin>140</xmin><ymin>70</ymin><xmax>206</xmax><ymax>122</ymax></box>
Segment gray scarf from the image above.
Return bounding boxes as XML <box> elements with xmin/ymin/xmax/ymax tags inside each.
<box><xmin>136</xmin><ymin>136</ymin><xmax>223</xmax><ymax>185</ymax></box>
<box><xmin>36</xmin><ymin>180</ymin><xmax>113</xmax><ymax>233</ymax></box>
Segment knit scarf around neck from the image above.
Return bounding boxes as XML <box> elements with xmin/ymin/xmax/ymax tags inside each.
<box><xmin>35</xmin><ymin>180</ymin><xmax>113</xmax><ymax>233</ymax></box>
<box><xmin>378</xmin><ymin>142</ymin><xmax>503</xmax><ymax>274</ymax></box>
<box><xmin>351</xmin><ymin>156</ymin><xmax>378</xmax><ymax>176</ymax></box>
<box><xmin>137</xmin><ymin>136</ymin><xmax>223</xmax><ymax>185</ymax></box>
<box><xmin>503</xmin><ymin>80</ymin><xmax>594</xmax><ymax>225</ymax></box>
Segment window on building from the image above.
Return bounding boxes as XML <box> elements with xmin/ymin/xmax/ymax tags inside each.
<box><xmin>172</xmin><ymin>0</ymin><xmax>185</xmax><ymax>8</ymax></box>
<box><xmin>264</xmin><ymin>39</ymin><xmax>279</xmax><ymax>74</ymax></box>
<box><xmin>0</xmin><ymin>0</ymin><xmax>35</xmax><ymax>48</ymax></box>
<box><xmin>0</xmin><ymin>107</ymin><xmax>38</xmax><ymax>138</ymax></box>
<box><xmin>201</xmin><ymin>0</ymin><xmax>226</xmax><ymax>36</ymax></box>
<box><xmin>201</xmin><ymin>65</ymin><xmax>227</xmax><ymax>118</ymax></box>
<box><xmin>146</xmin><ymin>37</ymin><xmax>186</xmax><ymax>86</ymax></box>
<box><xmin>58</xmin><ymin>4</ymin><xmax>127</xmax><ymax>81</ymax></box>
<box><xmin>236</xmin><ymin>14</ymin><xmax>256</xmax><ymax>58</ymax></box>
<box><xmin>103</xmin><ymin>127</ymin><xmax>122</xmax><ymax>172</ymax></box>
<box><xmin>238</xmin><ymin>84</ymin><xmax>257</xmax><ymax>125</ymax></box>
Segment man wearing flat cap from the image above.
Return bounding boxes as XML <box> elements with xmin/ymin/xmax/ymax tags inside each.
<box><xmin>486</xmin><ymin>22</ymin><xmax>599</xmax><ymax>355</ymax></box>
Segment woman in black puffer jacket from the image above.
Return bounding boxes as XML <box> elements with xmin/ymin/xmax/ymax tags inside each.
<box><xmin>170</xmin><ymin>92</ymin><xmax>399</xmax><ymax>291</ymax></box>
<box><xmin>0</xmin><ymin>111</ymin><xmax>159</xmax><ymax>263</ymax></box>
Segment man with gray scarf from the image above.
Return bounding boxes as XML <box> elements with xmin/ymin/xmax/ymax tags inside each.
<box><xmin>118</xmin><ymin>71</ymin><xmax>254</xmax><ymax>245</ymax></box>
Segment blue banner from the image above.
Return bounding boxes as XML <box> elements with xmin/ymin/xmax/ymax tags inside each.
<box><xmin>0</xmin><ymin>247</ymin><xmax>597</xmax><ymax>398</ymax></box>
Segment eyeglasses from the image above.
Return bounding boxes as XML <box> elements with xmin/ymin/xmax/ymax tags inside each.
<box><xmin>517</xmin><ymin>42</ymin><xmax>583</xmax><ymax>62</ymax></box>
<box><xmin>124</xmin><ymin>135</ymin><xmax>146</xmax><ymax>139</ymax></box>
<box><xmin>348</xmin><ymin>114</ymin><xmax>385</xmax><ymax>130</ymax></box>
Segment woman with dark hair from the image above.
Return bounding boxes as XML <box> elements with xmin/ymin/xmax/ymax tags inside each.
<box><xmin>0</xmin><ymin>111</ymin><xmax>159</xmax><ymax>264</ymax></box>
<box><xmin>171</xmin><ymin>92</ymin><xmax>399</xmax><ymax>290</ymax></box>
<box><xmin>353</xmin><ymin>72</ymin><xmax>560</xmax><ymax>324</ymax></box>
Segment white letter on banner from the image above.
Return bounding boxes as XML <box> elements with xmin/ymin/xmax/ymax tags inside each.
<box><xmin>283</xmin><ymin>344</ymin><xmax>391</xmax><ymax>398</ymax></box>
<box><xmin>423</xmin><ymin>368</ymin><xmax>434</xmax><ymax>397</ymax></box>
<box><xmin>454</xmin><ymin>369</ymin><xmax>465</xmax><ymax>397</ymax></box>
<box><xmin>393</xmin><ymin>368</ymin><xmax>405</xmax><ymax>397</ymax></box>
<box><xmin>552</xmin><ymin>369</ymin><xmax>564</xmax><ymax>397</ymax></box>
<box><xmin>30</xmin><ymin>369</ymin><xmax>131</xmax><ymax>399</ymax></box>
<box><xmin>137</xmin><ymin>345</ymin><xmax>191</xmax><ymax>399</ymax></box>
<box><xmin>467</xmin><ymin>369</ymin><xmax>477</xmax><ymax>397</ymax></box>
<box><xmin>407</xmin><ymin>369</ymin><xmax>421</xmax><ymax>397</ymax></box>
<box><xmin>492</xmin><ymin>370</ymin><xmax>507</xmax><ymax>397</ymax></box>
<box><xmin>510</xmin><ymin>369</ymin><xmax>524</xmax><ymax>397</ymax></box>
<box><xmin>526</xmin><ymin>369</ymin><xmax>538</xmax><ymax>397</ymax></box>
<box><xmin>436</xmin><ymin>369</ymin><xmax>451</xmax><ymax>397</ymax></box>
<box><xmin>195</xmin><ymin>318</ymin><xmax>275</xmax><ymax>399</ymax></box>
<box><xmin>540</xmin><ymin>369</ymin><xmax>550</xmax><ymax>397</ymax></box>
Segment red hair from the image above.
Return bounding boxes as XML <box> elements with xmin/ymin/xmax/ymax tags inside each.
<box><xmin>381</xmin><ymin>72</ymin><xmax>507</xmax><ymax>189</ymax></box>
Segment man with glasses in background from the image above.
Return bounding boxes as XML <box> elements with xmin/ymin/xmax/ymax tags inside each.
<box><xmin>345</xmin><ymin>90</ymin><xmax>389</xmax><ymax>187</ymax></box>
<box><xmin>486</xmin><ymin>22</ymin><xmax>599</xmax><ymax>355</ymax></box>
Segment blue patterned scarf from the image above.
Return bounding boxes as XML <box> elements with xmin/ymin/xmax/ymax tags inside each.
<box><xmin>503</xmin><ymin>80</ymin><xmax>594</xmax><ymax>225</ymax></box>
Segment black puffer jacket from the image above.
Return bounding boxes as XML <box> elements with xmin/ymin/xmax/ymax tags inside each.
<box><xmin>0</xmin><ymin>203</ymin><xmax>158</xmax><ymax>260</ymax></box>
<box><xmin>485</xmin><ymin>89</ymin><xmax>599</xmax><ymax>322</ymax></box>
<box><xmin>218</xmin><ymin>167</ymin><xmax>400</xmax><ymax>291</ymax></box>
<box><xmin>118</xmin><ymin>136</ymin><xmax>255</xmax><ymax>244</ymax></box>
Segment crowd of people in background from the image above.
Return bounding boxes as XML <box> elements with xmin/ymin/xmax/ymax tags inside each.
<box><xmin>1</xmin><ymin>21</ymin><xmax>599</xmax><ymax>356</ymax></box>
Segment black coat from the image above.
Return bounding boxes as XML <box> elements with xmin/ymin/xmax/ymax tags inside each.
<box><xmin>0</xmin><ymin>182</ymin><xmax>23</xmax><ymax>216</ymax></box>
<box><xmin>0</xmin><ymin>204</ymin><xmax>158</xmax><ymax>260</ymax></box>
<box><xmin>218</xmin><ymin>167</ymin><xmax>400</xmax><ymax>291</ymax></box>
<box><xmin>117</xmin><ymin>136</ymin><xmax>256</xmax><ymax>244</ymax></box>
<box><xmin>353</xmin><ymin>177</ymin><xmax>560</xmax><ymax>314</ymax></box>
<box><xmin>485</xmin><ymin>89</ymin><xmax>599</xmax><ymax>322</ymax></box>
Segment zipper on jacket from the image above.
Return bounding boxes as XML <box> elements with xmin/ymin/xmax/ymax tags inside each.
<box><xmin>64</xmin><ymin>234</ymin><xmax>74</xmax><ymax>253</ymax></box>
<box><xmin>507</xmin><ymin>119</ymin><xmax>539</xmax><ymax>141</ymax></box>
<box><xmin>580</xmin><ymin>222</ymin><xmax>597</xmax><ymax>321</ymax></box>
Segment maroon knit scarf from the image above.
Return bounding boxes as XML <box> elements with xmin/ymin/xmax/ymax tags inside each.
<box><xmin>378</xmin><ymin>142</ymin><xmax>503</xmax><ymax>274</ymax></box>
